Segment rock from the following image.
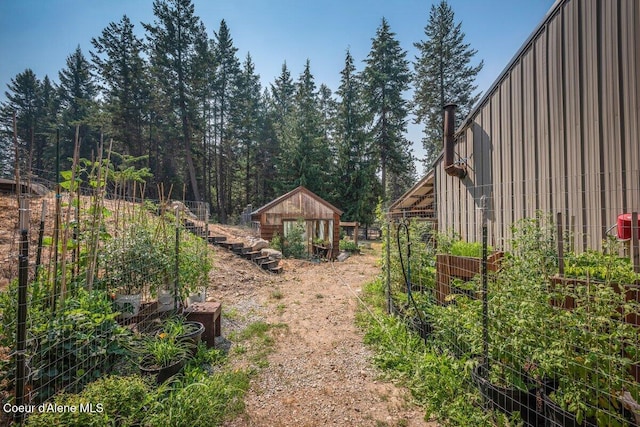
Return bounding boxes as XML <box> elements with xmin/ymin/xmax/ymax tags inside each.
<box><xmin>261</xmin><ymin>248</ymin><xmax>282</xmax><ymax>259</ymax></box>
<box><xmin>336</xmin><ymin>251</ymin><xmax>350</xmax><ymax>262</ymax></box>
<box><xmin>251</xmin><ymin>238</ymin><xmax>270</xmax><ymax>251</ymax></box>
<box><xmin>169</xmin><ymin>201</ymin><xmax>197</xmax><ymax>220</ymax></box>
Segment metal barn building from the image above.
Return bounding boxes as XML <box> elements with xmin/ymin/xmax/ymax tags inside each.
<box><xmin>397</xmin><ymin>0</ymin><xmax>639</xmax><ymax>252</ymax></box>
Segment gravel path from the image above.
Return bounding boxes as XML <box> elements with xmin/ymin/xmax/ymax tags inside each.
<box><xmin>207</xmin><ymin>240</ymin><xmax>437</xmax><ymax>427</ymax></box>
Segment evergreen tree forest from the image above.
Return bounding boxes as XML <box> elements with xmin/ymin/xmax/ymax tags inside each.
<box><xmin>0</xmin><ymin>0</ymin><xmax>482</xmax><ymax>225</ymax></box>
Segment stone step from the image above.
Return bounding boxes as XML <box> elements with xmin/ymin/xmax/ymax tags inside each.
<box><xmin>253</xmin><ymin>255</ymin><xmax>270</xmax><ymax>265</ymax></box>
<box><xmin>261</xmin><ymin>259</ymin><xmax>279</xmax><ymax>270</ymax></box>
<box><xmin>233</xmin><ymin>245</ymin><xmax>251</xmax><ymax>255</ymax></box>
<box><xmin>208</xmin><ymin>235</ymin><xmax>227</xmax><ymax>244</ymax></box>
<box><xmin>244</xmin><ymin>251</ymin><xmax>262</xmax><ymax>260</ymax></box>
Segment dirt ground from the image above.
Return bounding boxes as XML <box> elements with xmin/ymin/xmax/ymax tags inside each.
<box><xmin>207</xmin><ymin>225</ymin><xmax>437</xmax><ymax>427</ymax></box>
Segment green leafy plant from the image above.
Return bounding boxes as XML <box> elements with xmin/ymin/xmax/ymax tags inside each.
<box><xmin>25</xmin><ymin>375</ymin><xmax>152</xmax><ymax>427</ymax></box>
<box><xmin>564</xmin><ymin>237</ymin><xmax>640</xmax><ymax>284</ymax></box>
<box><xmin>540</xmin><ymin>276</ymin><xmax>640</xmax><ymax>425</ymax></box>
<box><xmin>142</xmin><ymin>335</ymin><xmax>189</xmax><ymax>369</ymax></box>
<box><xmin>176</xmin><ymin>231</ymin><xmax>212</xmax><ymax>301</ymax></box>
<box><xmin>144</xmin><ymin>369</ymin><xmax>250</xmax><ymax>427</ymax></box>
<box><xmin>339</xmin><ymin>238</ymin><xmax>359</xmax><ymax>253</ymax></box>
<box><xmin>101</xmin><ymin>224</ymin><xmax>170</xmax><ymax>295</ymax></box>
<box><xmin>282</xmin><ymin>218</ymin><xmax>306</xmax><ymax>259</ymax></box>
<box><xmin>358</xmin><ymin>279</ymin><xmax>491</xmax><ymax>426</ymax></box>
<box><xmin>29</xmin><ymin>289</ymin><xmax>133</xmax><ymax>402</ymax></box>
<box><xmin>270</xmin><ymin>232</ymin><xmax>283</xmax><ymax>252</ymax></box>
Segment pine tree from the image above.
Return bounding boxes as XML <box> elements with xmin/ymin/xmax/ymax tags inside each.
<box><xmin>144</xmin><ymin>0</ymin><xmax>205</xmax><ymax>201</ymax></box>
<box><xmin>37</xmin><ymin>76</ymin><xmax>60</xmax><ymax>175</ymax></box>
<box><xmin>1</xmin><ymin>69</ymin><xmax>41</xmax><ymax>175</ymax></box>
<box><xmin>362</xmin><ymin>17</ymin><xmax>412</xmax><ymax>203</ymax></box>
<box><xmin>211</xmin><ymin>19</ymin><xmax>241</xmax><ymax>223</ymax></box>
<box><xmin>232</xmin><ymin>53</ymin><xmax>262</xmax><ymax>207</ymax></box>
<box><xmin>413</xmin><ymin>0</ymin><xmax>483</xmax><ymax>167</ymax></box>
<box><xmin>334</xmin><ymin>50</ymin><xmax>379</xmax><ymax>225</ymax></box>
<box><xmin>58</xmin><ymin>46</ymin><xmax>98</xmax><ymax>164</ymax></box>
<box><xmin>277</xmin><ymin>60</ymin><xmax>331</xmax><ymax>197</ymax></box>
<box><xmin>91</xmin><ymin>15</ymin><xmax>150</xmax><ymax>159</ymax></box>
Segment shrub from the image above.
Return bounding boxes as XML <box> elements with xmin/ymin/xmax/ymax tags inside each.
<box><xmin>144</xmin><ymin>370</ymin><xmax>250</xmax><ymax>427</ymax></box>
<box><xmin>339</xmin><ymin>238</ymin><xmax>359</xmax><ymax>253</ymax></box>
<box><xmin>29</xmin><ymin>290</ymin><xmax>132</xmax><ymax>402</ymax></box>
<box><xmin>283</xmin><ymin>219</ymin><xmax>306</xmax><ymax>259</ymax></box>
<box><xmin>26</xmin><ymin>375</ymin><xmax>151</xmax><ymax>427</ymax></box>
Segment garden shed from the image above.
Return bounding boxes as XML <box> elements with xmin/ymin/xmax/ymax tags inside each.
<box><xmin>251</xmin><ymin>186</ymin><xmax>343</xmax><ymax>259</ymax></box>
<box><xmin>403</xmin><ymin>0</ymin><xmax>639</xmax><ymax>253</ymax></box>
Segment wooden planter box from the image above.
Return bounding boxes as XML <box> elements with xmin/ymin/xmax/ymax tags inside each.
<box><xmin>435</xmin><ymin>252</ymin><xmax>503</xmax><ymax>305</ymax></box>
<box><xmin>548</xmin><ymin>275</ymin><xmax>640</xmax><ymax>326</ymax></box>
<box><xmin>549</xmin><ymin>275</ymin><xmax>640</xmax><ymax>383</ymax></box>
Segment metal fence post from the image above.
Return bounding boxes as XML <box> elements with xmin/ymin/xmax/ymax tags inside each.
<box><xmin>480</xmin><ymin>196</ymin><xmax>489</xmax><ymax>368</ymax></box>
<box><xmin>386</xmin><ymin>221</ymin><xmax>391</xmax><ymax>314</ymax></box>
<box><xmin>15</xmin><ymin>199</ymin><xmax>30</xmax><ymax>424</ymax></box>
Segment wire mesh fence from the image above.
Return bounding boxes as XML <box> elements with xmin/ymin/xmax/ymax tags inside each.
<box><xmin>0</xmin><ymin>173</ymin><xmax>212</xmax><ymax>425</ymax></box>
<box><xmin>384</xmin><ymin>170</ymin><xmax>640</xmax><ymax>427</ymax></box>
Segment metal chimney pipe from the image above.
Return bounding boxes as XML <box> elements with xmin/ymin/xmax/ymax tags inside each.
<box><xmin>443</xmin><ymin>103</ymin><xmax>467</xmax><ymax>179</ymax></box>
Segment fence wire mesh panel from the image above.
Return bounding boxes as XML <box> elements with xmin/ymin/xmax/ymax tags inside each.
<box><xmin>384</xmin><ymin>169</ymin><xmax>640</xmax><ymax>427</ymax></box>
<box><xmin>0</xmin><ymin>171</ymin><xmax>212</xmax><ymax>424</ymax></box>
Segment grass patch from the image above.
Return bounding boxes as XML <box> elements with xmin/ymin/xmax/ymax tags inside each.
<box><xmin>358</xmin><ymin>279</ymin><xmax>491</xmax><ymax>427</ymax></box>
<box><xmin>223</xmin><ymin>307</ymin><xmax>241</xmax><ymax>321</ymax></box>
<box><xmin>228</xmin><ymin>321</ymin><xmax>288</xmax><ymax>368</ymax></box>
<box><xmin>270</xmin><ymin>288</ymin><xmax>284</xmax><ymax>300</ymax></box>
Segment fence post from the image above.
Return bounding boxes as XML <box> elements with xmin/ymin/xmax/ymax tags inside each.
<box><xmin>15</xmin><ymin>199</ymin><xmax>30</xmax><ymax>424</ymax></box>
<box><xmin>480</xmin><ymin>196</ymin><xmax>489</xmax><ymax>368</ymax></box>
<box><xmin>386</xmin><ymin>221</ymin><xmax>391</xmax><ymax>314</ymax></box>
<box><xmin>557</xmin><ymin>212</ymin><xmax>564</xmax><ymax>276</ymax></box>
<box><xmin>632</xmin><ymin>212</ymin><xmax>639</xmax><ymax>273</ymax></box>
<box><xmin>175</xmin><ymin>212</ymin><xmax>180</xmax><ymax>312</ymax></box>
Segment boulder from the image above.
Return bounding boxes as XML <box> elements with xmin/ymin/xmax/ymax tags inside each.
<box><xmin>261</xmin><ymin>248</ymin><xmax>282</xmax><ymax>259</ymax></box>
<box><xmin>337</xmin><ymin>251</ymin><xmax>350</xmax><ymax>262</ymax></box>
<box><xmin>251</xmin><ymin>238</ymin><xmax>270</xmax><ymax>251</ymax></box>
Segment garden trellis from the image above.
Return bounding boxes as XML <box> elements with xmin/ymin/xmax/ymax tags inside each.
<box><xmin>0</xmin><ymin>166</ymin><xmax>212</xmax><ymax>424</ymax></box>
<box><xmin>383</xmin><ymin>167</ymin><xmax>640</xmax><ymax>426</ymax></box>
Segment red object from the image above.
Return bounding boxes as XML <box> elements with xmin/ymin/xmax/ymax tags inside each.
<box><xmin>617</xmin><ymin>213</ymin><xmax>640</xmax><ymax>240</ymax></box>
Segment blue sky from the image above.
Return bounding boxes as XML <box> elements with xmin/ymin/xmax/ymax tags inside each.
<box><xmin>0</xmin><ymin>0</ymin><xmax>555</xmax><ymax>170</ymax></box>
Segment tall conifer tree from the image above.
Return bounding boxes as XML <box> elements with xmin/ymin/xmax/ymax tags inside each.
<box><xmin>58</xmin><ymin>46</ymin><xmax>98</xmax><ymax>163</ymax></box>
<box><xmin>212</xmin><ymin>19</ymin><xmax>241</xmax><ymax>222</ymax></box>
<box><xmin>277</xmin><ymin>60</ymin><xmax>331</xmax><ymax>196</ymax></box>
<box><xmin>335</xmin><ymin>50</ymin><xmax>378</xmax><ymax>225</ymax></box>
<box><xmin>1</xmin><ymin>69</ymin><xmax>41</xmax><ymax>175</ymax></box>
<box><xmin>144</xmin><ymin>0</ymin><xmax>204</xmax><ymax>201</ymax></box>
<box><xmin>91</xmin><ymin>15</ymin><xmax>149</xmax><ymax>158</ymax></box>
<box><xmin>362</xmin><ymin>18</ymin><xmax>412</xmax><ymax>203</ymax></box>
<box><xmin>413</xmin><ymin>0</ymin><xmax>483</xmax><ymax>167</ymax></box>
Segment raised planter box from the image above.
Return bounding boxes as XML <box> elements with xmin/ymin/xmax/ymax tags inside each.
<box><xmin>435</xmin><ymin>252</ymin><xmax>503</xmax><ymax>305</ymax></box>
<box><xmin>548</xmin><ymin>276</ymin><xmax>640</xmax><ymax>326</ymax></box>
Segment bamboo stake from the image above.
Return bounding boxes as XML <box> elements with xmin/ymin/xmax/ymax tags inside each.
<box><xmin>59</xmin><ymin>125</ymin><xmax>80</xmax><ymax>304</ymax></box>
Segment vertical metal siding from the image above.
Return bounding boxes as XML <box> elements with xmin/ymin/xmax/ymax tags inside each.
<box><xmin>534</xmin><ymin>31</ymin><xmax>551</xmax><ymax>216</ymax></box>
<box><xmin>522</xmin><ymin>48</ymin><xmax>537</xmax><ymax>218</ymax></box>
<box><xmin>582</xmin><ymin>0</ymin><xmax>602</xmax><ymax>249</ymax></box>
<box><xmin>621</xmin><ymin>0</ymin><xmax>640</xmax><ymax>217</ymax></box>
<box><xmin>490</xmin><ymin>91</ymin><xmax>502</xmax><ymax>247</ymax></box>
<box><xmin>600</xmin><ymin>0</ymin><xmax>624</xmax><ymax>238</ymax></box>
<box><xmin>435</xmin><ymin>0</ymin><xmax>638</xmax><ymax>252</ymax></box>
